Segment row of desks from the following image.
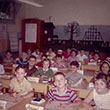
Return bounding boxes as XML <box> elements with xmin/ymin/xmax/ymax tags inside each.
<box><xmin>3</xmin><ymin>64</ymin><xmax>99</xmax><ymax>75</ymax></box>
<box><xmin>1</xmin><ymin>76</ymin><xmax>93</xmax><ymax>99</ymax></box>
<box><xmin>0</xmin><ymin>95</ymin><xmax>86</xmax><ymax>110</ymax></box>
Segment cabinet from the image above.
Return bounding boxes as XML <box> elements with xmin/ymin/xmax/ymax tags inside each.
<box><xmin>22</xmin><ymin>19</ymin><xmax>44</xmax><ymax>52</ymax></box>
<box><xmin>43</xmin><ymin>22</ymin><xmax>55</xmax><ymax>49</ymax></box>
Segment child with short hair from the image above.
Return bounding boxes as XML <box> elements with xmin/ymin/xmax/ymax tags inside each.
<box><xmin>25</xmin><ymin>55</ymin><xmax>37</xmax><ymax>76</ymax></box>
<box><xmin>47</xmin><ymin>72</ymin><xmax>81</xmax><ymax>107</ymax></box>
<box><xmin>51</xmin><ymin>54</ymin><xmax>66</xmax><ymax>69</ymax></box>
<box><xmin>9</xmin><ymin>65</ymin><xmax>33</xmax><ymax>102</ymax></box>
<box><xmin>82</xmin><ymin>72</ymin><xmax>110</xmax><ymax>110</ymax></box>
<box><xmin>3</xmin><ymin>50</ymin><xmax>14</xmax><ymax>66</ymax></box>
<box><xmin>34</xmin><ymin>58</ymin><xmax>53</xmax><ymax>80</ymax></box>
<box><xmin>65</xmin><ymin>61</ymin><xmax>85</xmax><ymax>88</ymax></box>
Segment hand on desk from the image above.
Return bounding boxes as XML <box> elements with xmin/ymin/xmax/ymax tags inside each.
<box><xmin>8</xmin><ymin>91</ymin><xmax>24</xmax><ymax>102</ymax></box>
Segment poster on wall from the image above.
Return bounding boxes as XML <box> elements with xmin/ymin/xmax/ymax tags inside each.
<box><xmin>25</xmin><ymin>23</ymin><xmax>37</xmax><ymax>43</ymax></box>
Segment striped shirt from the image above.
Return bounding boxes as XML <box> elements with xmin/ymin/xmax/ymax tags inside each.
<box><xmin>47</xmin><ymin>87</ymin><xmax>78</xmax><ymax>103</ymax></box>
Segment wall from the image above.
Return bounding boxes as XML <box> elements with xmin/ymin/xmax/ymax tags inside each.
<box><xmin>24</xmin><ymin>0</ymin><xmax>110</xmax><ymax>25</ymax></box>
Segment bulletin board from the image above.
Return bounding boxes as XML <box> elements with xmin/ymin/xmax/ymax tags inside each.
<box><xmin>25</xmin><ymin>23</ymin><xmax>37</xmax><ymax>43</ymax></box>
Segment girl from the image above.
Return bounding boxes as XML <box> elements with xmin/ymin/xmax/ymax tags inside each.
<box><xmin>82</xmin><ymin>72</ymin><xmax>110</xmax><ymax>110</ymax></box>
<box><xmin>100</xmin><ymin>60</ymin><xmax>110</xmax><ymax>77</ymax></box>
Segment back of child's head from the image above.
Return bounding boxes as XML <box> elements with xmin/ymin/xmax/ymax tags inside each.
<box><xmin>15</xmin><ymin>65</ymin><xmax>26</xmax><ymax>72</ymax></box>
<box><xmin>70</xmin><ymin>61</ymin><xmax>79</xmax><ymax>68</ymax></box>
<box><xmin>54</xmin><ymin>72</ymin><xmax>65</xmax><ymax>80</ymax></box>
<box><xmin>93</xmin><ymin>72</ymin><xmax>110</xmax><ymax>89</ymax></box>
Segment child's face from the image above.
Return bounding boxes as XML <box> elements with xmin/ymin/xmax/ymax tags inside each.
<box><xmin>95</xmin><ymin>79</ymin><xmax>107</xmax><ymax>94</ymax></box>
<box><xmin>43</xmin><ymin>61</ymin><xmax>49</xmax><ymax>69</ymax></box>
<box><xmin>54</xmin><ymin>75</ymin><xmax>67</xmax><ymax>89</ymax></box>
<box><xmin>21</xmin><ymin>52</ymin><xmax>27</xmax><ymax>59</ymax></box>
<box><xmin>71</xmin><ymin>65</ymin><xmax>77</xmax><ymax>73</ymax></box>
<box><xmin>80</xmin><ymin>50</ymin><xmax>85</xmax><ymax>56</ymax></box>
<box><xmin>101</xmin><ymin>63</ymin><xmax>109</xmax><ymax>74</ymax></box>
<box><xmin>15</xmin><ymin>68</ymin><xmax>26</xmax><ymax>82</ymax></box>
<box><xmin>56</xmin><ymin>57</ymin><xmax>62</xmax><ymax>63</ymax></box>
<box><xmin>6</xmin><ymin>52</ymin><xmax>12</xmax><ymax>58</ymax></box>
<box><xmin>94</xmin><ymin>54</ymin><xmax>99</xmax><ymax>60</ymax></box>
<box><xmin>28</xmin><ymin>58</ymin><xmax>36</xmax><ymax>66</ymax></box>
<box><xmin>71</xmin><ymin>51</ymin><xmax>76</xmax><ymax>57</ymax></box>
<box><xmin>67</xmin><ymin>48</ymin><xmax>71</xmax><ymax>53</ymax></box>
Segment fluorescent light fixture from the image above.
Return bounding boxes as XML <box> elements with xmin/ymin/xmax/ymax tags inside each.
<box><xmin>17</xmin><ymin>0</ymin><xmax>43</xmax><ymax>7</ymax></box>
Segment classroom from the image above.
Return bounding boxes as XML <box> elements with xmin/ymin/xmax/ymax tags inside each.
<box><xmin>0</xmin><ymin>0</ymin><xmax>110</xmax><ymax>110</ymax></box>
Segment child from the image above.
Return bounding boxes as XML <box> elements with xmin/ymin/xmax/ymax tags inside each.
<box><xmin>65</xmin><ymin>61</ymin><xmax>85</xmax><ymax>88</ymax></box>
<box><xmin>16</xmin><ymin>52</ymin><xmax>28</xmax><ymax>65</ymax></box>
<box><xmin>47</xmin><ymin>72</ymin><xmax>81</xmax><ymax>107</ymax></box>
<box><xmin>100</xmin><ymin>60</ymin><xmax>110</xmax><ymax>77</ymax></box>
<box><xmin>51</xmin><ymin>54</ymin><xmax>66</xmax><ymax>69</ymax></box>
<box><xmin>82</xmin><ymin>72</ymin><xmax>110</xmax><ymax>110</ymax></box>
<box><xmin>76</xmin><ymin>49</ymin><xmax>88</xmax><ymax>64</ymax></box>
<box><xmin>34</xmin><ymin>58</ymin><xmax>53</xmax><ymax>80</ymax></box>
<box><xmin>46</xmin><ymin>48</ymin><xmax>56</xmax><ymax>60</ymax></box>
<box><xmin>25</xmin><ymin>55</ymin><xmax>37</xmax><ymax>76</ymax></box>
<box><xmin>9</xmin><ymin>65</ymin><xmax>33</xmax><ymax>102</ymax></box>
<box><xmin>3</xmin><ymin>50</ymin><xmax>14</xmax><ymax>66</ymax></box>
<box><xmin>68</xmin><ymin>49</ymin><xmax>79</xmax><ymax>63</ymax></box>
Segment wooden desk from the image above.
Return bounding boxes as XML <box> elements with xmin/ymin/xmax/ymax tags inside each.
<box><xmin>81</xmin><ymin>65</ymin><xmax>99</xmax><ymax>72</ymax></box>
<box><xmin>1</xmin><ymin>79</ymin><xmax>10</xmax><ymax>88</ymax></box>
<box><xmin>7</xmin><ymin>97</ymin><xmax>84</xmax><ymax>110</ymax></box>
<box><xmin>1</xmin><ymin>78</ymin><xmax>90</xmax><ymax>99</ymax></box>
<box><xmin>1</xmin><ymin>78</ymin><xmax>48</xmax><ymax>95</ymax></box>
<box><xmin>83</xmin><ymin>75</ymin><xmax>93</xmax><ymax>82</ymax></box>
<box><xmin>4</xmin><ymin>66</ymin><xmax>13</xmax><ymax>75</ymax></box>
<box><xmin>31</xmin><ymin>82</ymin><xmax>48</xmax><ymax>95</ymax></box>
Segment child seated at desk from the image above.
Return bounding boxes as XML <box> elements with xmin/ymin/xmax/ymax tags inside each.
<box><xmin>25</xmin><ymin>55</ymin><xmax>38</xmax><ymax>76</ymax></box>
<box><xmin>3</xmin><ymin>50</ymin><xmax>14</xmax><ymax>66</ymax></box>
<box><xmin>47</xmin><ymin>72</ymin><xmax>81</xmax><ymax>107</ymax></box>
<box><xmin>9</xmin><ymin>65</ymin><xmax>34</xmax><ymax>102</ymax></box>
<box><xmin>16</xmin><ymin>52</ymin><xmax>28</xmax><ymax>65</ymax></box>
<box><xmin>65</xmin><ymin>61</ymin><xmax>87</xmax><ymax>88</ymax></box>
<box><xmin>51</xmin><ymin>54</ymin><xmax>66</xmax><ymax>69</ymax></box>
<box><xmin>34</xmin><ymin>58</ymin><xmax>53</xmax><ymax>81</ymax></box>
<box><xmin>82</xmin><ymin>72</ymin><xmax>110</xmax><ymax>110</ymax></box>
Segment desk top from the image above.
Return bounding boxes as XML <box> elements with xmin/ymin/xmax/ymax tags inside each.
<box><xmin>7</xmin><ymin>97</ymin><xmax>84</xmax><ymax>110</ymax></box>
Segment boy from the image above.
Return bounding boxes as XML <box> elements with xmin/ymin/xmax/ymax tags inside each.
<box><xmin>25</xmin><ymin>55</ymin><xmax>37</xmax><ymax>76</ymax></box>
<box><xmin>34</xmin><ymin>59</ymin><xmax>53</xmax><ymax>80</ymax></box>
<box><xmin>9</xmin><ymin>65</ymin><xmax>34</xmax><ymax>102</ymax></box>
<box><xmin>76</xmin><ymin>49</ymin><xmax>88</xmax><ymax>64</ymax></box>
<box><xmin>51</xmin><ymin>54</ymin><xmax>66</xmax><ymax>69</ymax></box>
<box><xmin>47</xmin><ymin>72</ymin><xmax>81</xmax><ymax>107</ymax></box>
<box><xmin>65</xmin><ymin>61</ymin><xmax>85</xmax><ymax>88</ymax></box>
<box><xmin>3</xmin><ymin>50</ymin><xmax>14</xmax><ymax>66</ymax></box>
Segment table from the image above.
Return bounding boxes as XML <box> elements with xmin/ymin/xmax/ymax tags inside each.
<box><xmin>81</xmin><ymin>65</ymin><xmax>99</xmax><ymax>72</ymax></box>
<box><xmin>1</xmin><ymin>77</ymin><xmax>91</xmax><ymax>99</ymax></box>
<box><xmin>7</xmin><ymin>97</ymin><xmax>85</xmax><ymax>110</ymax></box>
<box><xmin>0</xmin><ymin>93</ymin><xmax>17</xmax><ymax>110</ymax></box>
<box><xmin>1</xmin><ymin>78</ymin><xmax>48</xmax><ymax>95</ymax></box>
